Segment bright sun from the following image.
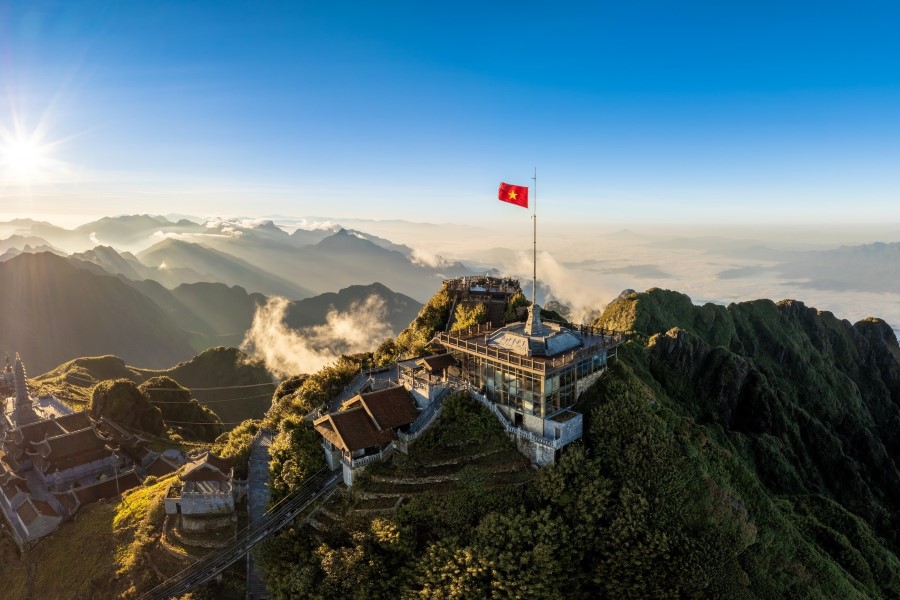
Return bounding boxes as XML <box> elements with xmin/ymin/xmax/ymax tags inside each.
<box><xmin>0</xmin><ymin>133</ymin><xmax>58</xmax><ymax>185</ymax></box>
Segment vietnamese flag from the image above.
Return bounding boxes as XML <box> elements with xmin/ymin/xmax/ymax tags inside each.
<box><xmin>498</xmin><ymin>182</ymin><xmax>528</xmax><ymax>208</ymax></box>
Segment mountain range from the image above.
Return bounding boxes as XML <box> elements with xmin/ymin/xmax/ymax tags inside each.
<box><xmin>0</xmin><ymin>252</ymin><xmax>422</xmax><ymax>374</ymax></box>
<box><xmin>1</xmin><ymin>214</ymin><xmax>471</xmax><ymax>301</ymax></box>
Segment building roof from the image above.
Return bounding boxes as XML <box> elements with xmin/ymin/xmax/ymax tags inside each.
<box><xmin>342</xmin><ymin>386</ymin><xmax>420</xmax><ymax>431</ymax></box>
<box><xmin>180</xmin><ymin>452</ymin><xmax>232</xmax><ymax>482</ymax></box>
<box><xmin>16</xmin><ymin>499</ymin><xmax>38</xmax><ymax>525</ymax></box>
<box><xmin>73</xmin><ymin>470</ymin><xmax>142</xmax><ymax>506</ymax></box>
<box><xmin>53</xmin><ymin>490</ymin><xmax>80</xmax><ymax>516</ymax></box>
<box><xmin>1</xmin><ymin>477</ymin><xmax>30</xmax><ymax>500</ymax></box>
<box><xmin>54</xmin><ymin>411</ymin><xmax>94</xmax><ymax>433</ymax></box>
<box><xmin>486</xmin><ymin>306</ymin><xmax>583</xmax><ymax>357</ymax></box>
<box><xmin>146</xmin><ymin>455</ymin><xmax>180</xmax><ymax>478</ymax></box>
<box><xmin>34</xmin><ymin>427</ymin><xmax>109</xmax><ymax>460</ymax></box>
<box><xmin>418</xmin><ymin>354</ymin><xmax>456</xmax><ymax>373</ymax></box>
<box><xmin>33</xmin><ymin>498</ymin><xmax>58</xmax><ymax>517</ymax></box>
<box><xmin>17</xmin><ymin>418</ymin><xmax>66</xmax><ymax>444</ymax></box>
<box><xmin>315</xmin><ymin>385</ymin><xmax>419</xmax><ymax>452</ymax></box>
<box><xmin>16</xmin><ymin>498</ymin><xmax>58</xmax><ymax>526</ymax></box>
<box><xmin>315</xmin><ymin>407</ymin><xmax>395</xmax><ymax>453</ymax></box>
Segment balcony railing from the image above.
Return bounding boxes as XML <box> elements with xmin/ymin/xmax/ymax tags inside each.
<box><xmin>465</xmin><ymin>386</ymin><xmax>580</xmax><ymax>451</ymax></box>
<box><xmin>437</xmin><ymin>330</ymin><xmax>625</xmax><ymax>374</ymax></box>
<box><xmin>342</xmin><ymin>443</ymin><xmax>396</xmax><ymax>469</ymax></box>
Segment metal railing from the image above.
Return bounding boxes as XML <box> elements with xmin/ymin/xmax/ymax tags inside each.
<box><xmin>465</xmin><ymin>386</ymin><xmax>580</xmax><ymax>451</ymax></box>
<box><xmin>397</xmin><ymin>386</ymin><xmax>451</xmax><ymax>443</ymax></box>
<box><xmin>342</xmin><ymin>443</ymin><xmax>396</xmax><ymax>469</ymax></box>
<box><xmin>437</xmin><ymin>330</ymin><xmax>625</xmax><ymax>374</ymax></box>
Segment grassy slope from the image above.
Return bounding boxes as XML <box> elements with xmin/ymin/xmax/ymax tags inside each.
<box><xmin>0</xmin><ymin>475</ymin><xmax>184</xmax><ymax>600</ymax></box>
<box><xmin>32</xmin><ymin>347</ymin><xmax>274</xmax><ymax>424</ymax></box>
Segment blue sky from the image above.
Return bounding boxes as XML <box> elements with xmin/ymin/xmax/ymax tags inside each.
<box><xmin>1</xmin><ymin>1</ymin><xmax>899</xmax><ymax>225</ymax></box>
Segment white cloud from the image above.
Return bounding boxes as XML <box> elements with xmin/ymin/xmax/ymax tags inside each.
<box><xmin>410</xmin><ymin>247</ymin><xmax>451</xmax><ymax>269</ymax></box>
<box><xmin>240</xmin><ymin>295</ymin><xmax>393</xmax><ymax>377</ymax></box>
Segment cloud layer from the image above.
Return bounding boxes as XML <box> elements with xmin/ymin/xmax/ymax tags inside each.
<box><xmin>240</xmin><ymin>295</ymin><xmax>393</xmax><ymax>377</ymax></box>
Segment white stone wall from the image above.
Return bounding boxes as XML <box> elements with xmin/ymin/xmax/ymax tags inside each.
<box><xmin>180</xmin><ymin>494</ymin><xmax>234</xmax><ymax>516</ymax></box>
<box><xmin>515</xmin><ymin>436</ymin><xmax>556</xmax><ymax>467</ymax></box>
<box><xmin>342</xmin><ymin>462</ymin><xmax>358</xmax><ymax>486</ymax></box>
<box><xmin>164</xmin><ymin>496</ymin><xmax>179</xmax><ymax>515</ymax></box>
<box><xmin>323</xmin><ymin>443</ymin><xmax>342</xmax><ymax>471</ymax></box>
<box><xmin>543</xmin><ymin>413</ymin><xmax>583</xmax><ymax>441</ymax></box>
<box><xmin>575</xmin><ymin>366</ymin><xmax>606</xmax><ymax>399</ymax></box>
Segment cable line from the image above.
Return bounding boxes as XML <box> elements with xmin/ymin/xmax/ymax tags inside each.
<box><xmin>164</xmin><ymin>419</ymin><xmax>249</xmax><ymax>426</ymax></box>
<box><xmin>50</xmin><ymin>373</ymin><xmax>278</xmax><ymax>392</ymax></box>
<box><xmin>148</xmin><ymin>392</ymin><xmax>274</xmax><ymax>404</ymax></box>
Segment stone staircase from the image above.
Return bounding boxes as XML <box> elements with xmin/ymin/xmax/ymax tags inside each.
<box><xmin>246</xmin><ymin>429</ymin><xmax>274</xmax><ymax>600</ymax></box>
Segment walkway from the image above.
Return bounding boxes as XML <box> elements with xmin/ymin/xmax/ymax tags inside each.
<box><xmin>246</xmin><ymin>428</ymin><xmax>274</xmax><ymax>599</ymax></box>
<box><xmin>141</xmin><ymin>469</ymin><xmax>340</xmax><ymax>600</ymax></box>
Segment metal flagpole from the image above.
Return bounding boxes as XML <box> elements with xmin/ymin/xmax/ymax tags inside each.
<box><xmin>532</xmin><ymin>167</ymin><xmax>537</xmax><ymax>305</ymax></box>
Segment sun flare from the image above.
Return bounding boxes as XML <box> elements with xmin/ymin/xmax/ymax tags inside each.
<box><xmin>0</xmin><ymin>134</ymin><xmax>52</xmax><ymax>184</ymax></box>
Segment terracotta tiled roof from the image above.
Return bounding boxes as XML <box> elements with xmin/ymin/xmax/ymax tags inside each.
<box><xmin>29</xmin><ymin>427</ymin><xmax>114</xmax><ymax>474</ymax></box>
<box><xmin>53</xmin><ymin>490</ymin><xmax>80</xmax><ymax>516</ymax></box>
<box><xmin>17</xmin><ymin>419</ymin><xmax>65</xmax><ymax>444</ymax></box>
<box><xmin>418</xmin><ymin>354</ymin><xmax>456</xmax><ymax>373</ymax></box>
<box><xmin>146</xmin><ymin>455</ymin><xmax>179</xmax><ymax>478</ymax></box>
<box><xmin>1</xmin><ymin>478</ymin><xmax>29</xmax><ymax>500</ymax></box>
<box><xmin>55</xmin><ymin>412</ymin><xmax>93</xmax><ymax>433</ymax></box>
<box><xmin>34</xmin><ymin>427</ymin><xmax>109</xmax><ymax>459</ymax></box>
<box><xmin>315</xmin><ymin>407</ymin><xmax>396</xmax><ymax>453</ymax></box>
<box><xmin>342</xmin><ymin>386</ymin><xmax>420</xmax><ymax>431</ymax></box>
<box><xmin>32</xmin><ymin>498</ymin><xmax>58</xmax><ymax>517</ymax></box>
<box><xmin>16</xmin><ymin>499</ymin><xmax>38</xmax><ymax>525</ymax></box>
<box><xmin>35</xmin><ymin>446</ymin><xmax>112</xmax><ymax>474</ymax></box>
<box><xmin>180</xmin><ymin>452</ymin><xmax>232</xmax><ymax>482</ymax></box>
<box><xmin>181</xmin><ymin>463</ymin><xmax>229</xmax><ymax>482</ymax></box>
<box><xmin>73</xmin><ymin>470</ymin><xmax>142</xmax><ymax>506</ymax></box>
<box><xmin>200</xmin><ymin>452</ymin><xmax>232</xmax><ymax>473</ymax></box>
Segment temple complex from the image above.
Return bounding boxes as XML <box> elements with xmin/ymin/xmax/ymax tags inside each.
<box><xmin>0</xmin><ymin>354</ymin><xmax>174</xmax><ymax>548</ymax></box>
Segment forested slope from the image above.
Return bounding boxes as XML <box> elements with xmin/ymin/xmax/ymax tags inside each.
<box><xmin>248</xmin><ymin>287</ymin><xmax>900</xmax><ymax>599</ymax></box>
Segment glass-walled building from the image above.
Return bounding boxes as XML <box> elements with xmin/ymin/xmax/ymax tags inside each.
<box><xmin>437</xmin><ymin>304</ymin><xmax>624</xmax><ymax>437</ymax></box>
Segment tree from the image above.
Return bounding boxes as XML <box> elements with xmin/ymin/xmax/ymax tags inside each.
<box><xmin>140</xmin><ymin>376</ymin><xmax>224</xmax><ymax>441</ymax></box>
<box><xmin>450</xmin><ymin>304</ymin><xmax>487</xmax><ymax>332</ymax></box>
<box><xmin>90</xmin><ymin>378</ymin><xmax>164</xmax><ymax>435</ymax></box>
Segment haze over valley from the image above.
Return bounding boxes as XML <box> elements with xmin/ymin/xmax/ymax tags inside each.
<box><xmin>3</xmin><ymin>2</ymin><xmax>900</xmax><ymax>598</ymax></box>
<box><xmin>1</xmin><ymin>214</ymin><xmax>897</xmax><ymax>379</ymax></box>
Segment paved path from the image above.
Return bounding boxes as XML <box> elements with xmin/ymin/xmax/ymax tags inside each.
<box><xmin>246</xmin><ymin>429</ymin><xmax>274</xmax><ymax>599</ymax></box>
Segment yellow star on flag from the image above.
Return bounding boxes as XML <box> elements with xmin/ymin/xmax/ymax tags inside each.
<box><xmin>507</xmin><ymin>189</ymin><xmax>517</xmax><ymax>200</ymax></box>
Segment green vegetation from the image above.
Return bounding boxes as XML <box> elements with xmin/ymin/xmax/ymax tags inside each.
<box><xmin>141</xmin><ymin>376</ymin><xmax>225</xmax><ymax>442</ymax></box>
<box><xmin>449</xmin><ymin>302</ymin><xmax>487</xmax><ymax>332</ymax></box>
<box><xmin>257</xmin><ymin>392</ymin><xmax>534</xmax><ymax>598</ymax></box>
<box><xmin>394</xmin><ymin>286</ymin><xmax>452</xmax><ymax>356</ymax></box>
<box><xmin>91</xmin><ymin>379</ymin><xmax>165</xmax><ymax>435</ymax></box>
<box><xmin>504</xmin><ymin>291</ymin><xmax>529</xmax><ymax>321</ymax></box>
<box><xmin>250</xmin><ymin>286</ymin><xmax>900</xmax><ymax>599</ymax></box>
<box><xmin>0</xmin><ymin>474</ymin><xmax>186</xmax><ymax>600</ymax></box>
<box><xmin>17</xmin><ymin>280</ymin><xmax>899</xmax><ymax>599</ymax></box>
<box><xmin>34</xmin><ymin>347</ymin><xmax>273</xmax><ymax>424</ymax></box>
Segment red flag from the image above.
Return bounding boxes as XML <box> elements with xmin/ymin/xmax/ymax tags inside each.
<box><xmin>498</xmin><ymin>182</ymin><xmax>528</xmax><ymax>208</ymax></box>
